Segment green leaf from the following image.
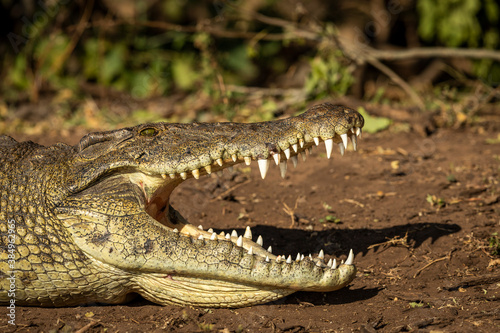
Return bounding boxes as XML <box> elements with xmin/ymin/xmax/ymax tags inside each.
<box><xmin>9</xmin><ymin>56</ymin><xmax>30</xmax><ymax>90</ymax></box>
<box><xmin>409</xmin><ymin>302</ymin><xmax>424</xmax><ymax>308</ymax></box>
<box><xmin>485</xmin><ymin>0</ymin><xmax>500</xmax><ymax>23</ymax></box>
<box><xmin>171</xmin><ymin>54</ymin><xmax>199</xmax><ymax>90</ymax></box>
<box><xmin>83</xmin><ymin>38</ymin><xmax>99</xmax><ymax>80</ymax></box>
<box><xmin>357</xmin><ymin>107</ymin><xmax>392</xmax><ymax>133</ymax></box>
<box><xmin>101</xmin><ymin>43</ymin><xmax>127</xmax><ymax>85</ymax></box>
<box><xmin>129</xmin><ymin>71</ymin><xmax>153</xmax><ymax>98</ymax></box>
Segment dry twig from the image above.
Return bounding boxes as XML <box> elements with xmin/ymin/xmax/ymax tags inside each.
<box><xmin>413</xmin><ymin>252</ymin><xmax>452</xmax><ymax>278</ymax></box>
<box><xmin>75</xmin><ymin>320</ymin><xmax>99</xmax><ymax>333</ymax></box>
<box><xmin>341</xmin><ymin>198</ymin><xmax>365</xmax><ymax>208</ymax></box>
<box><xmin>282</xmin><ymin>197</ymin><xmax>301</xmax><ymax>228</ymax></box>
<box><xmin>367</xmin><ymin>232</ymin><xmax>410</xmax><ymax>251</ymax></box>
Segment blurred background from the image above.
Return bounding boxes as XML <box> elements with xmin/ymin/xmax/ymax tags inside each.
<box><xmin>1</xmin><ymin>0</ymin><xmax>499</xmax><ymax>142</ymax></box>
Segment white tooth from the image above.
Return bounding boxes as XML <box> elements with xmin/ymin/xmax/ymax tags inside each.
<box><xmin>180</xmin><ymin>172</ymin><xmax>187</xmax><ymax>180</ymax></box>
<box><xmin>220</xmin><ymin>231</ymin><xmax>225</xmax><ymax>236</ymax></box>
<box><xmin>313</xmin><ymin>137</ymin><xmax>320</xmax><ymax>146</ymax></box>
<box><xmin>341</xmin><ymin>133</ymin><xmax>348</xmax><ymax>150</ymax></box>
<box><xmin>208</xmin><ymin>228</ymin><xmax>213</xmax><ymax>233</ymax></box>
<box><xmin>292</xmin><ymin>143</ymin><xmax>298</xmax><ymax>153</ymax></box>
<box><xmin>279</xmin><ymin>160</ymin><xmax>287</xmax><ymax>179</ymax></box>
<box><xmin>232</xmin><ymin>154</ymin><xmax>237</xmax><ymax>162</ymax></box>
<box><xmin>338</xmin><ymin>142</ymin><xmax>345</xmax><ymax>156</ymax></box>
<box><xmin>318</xmin><ymin>249</ymin><xmax>325</xmax><ymax>259</ymax></box>
<box><xmin>210</xmin><ymin>233</ymin><xmax>217</xmax><ymax>240</ymax></box>
<box><xmin>272</xmin><ymin>153</ymin><xmax>280</xmax><ymax>165</ymax></box>
<box><xmin>161</xmin><ymin>174</ymin><xmax>167</xmax><ymax>179</ymax></box>
<box><xmin>345</xmin><ymin>249</ymin><xmax>354</xmax><ymax>265</ymax></box>
<box><xmin>256</xmin><ymin>235</ymin><xmax>263</xmax><ymax>246</ymax></box>
<box><xmin>332</xmin><ymin>259</ymin><xmax>337</xmax><ymax>269</ymax></box>
<box><xmin>267</xmin><ymin>246</ymin><xmax>272</xmax><ymax>253</ymax></box>
<box><xmin>276</xmin><ymin>256</ymin><xmax>281</xmax><ymax>262</ymax></box>
<box><xmin>204</xmin><ymin>165</ymin><xmax>212</xmax><ymax>174</ymax></box>
<box><xmin>309</xmin><ymin>254</ymin><xmax>313</xmax><ymax>260</ymax></box>
<box><xmin>244</xmin><ymin>156</ymin><xmax>252</xmax><ymax>165</ymax></box>
<box><xmin>237</xmin><ymin>236</ymin><xmax>243</xmax><ymax>247</ymax></box>
<box><xmin>225</xmin><ymin>233</ymin><xmax>230</xmax><ymax>239</ymax></box>
<box><xmin>192</xmin><ymin>169</ymin><xmax>200</xmax><ymax>179</ymax></box>
<box><xmin>286</xmin><ymin>255</ymin><xmax>292</xmax><ymax>264</ymax></box>
<box><xmin>248</xmin><ymin>247</ymin><xmax>253</xmax><ymax>255</ymax></box>
<box><xmin>216</xmin><ymin>158</ymin><xmax>223</xmax><ymax>167</ymax></box>
<box><xmin>198</xmin><ymin>235</ymin><xmax>204</xmax><ymax>240</ymax></box>
<box><xmin>327</xmin><ymin>258</ymin><xmax>333</xmax><ymax>267</ymax></box>
<box><xmin>300</xmin><ymin>254</ymin><xmax>305</xmax><ymax>261</ymax></box>
<box><xmin>265</xmin><ymin>256</ymin><xmax>270</xmax><ymax>262</ymax></box>
<box><xmin>198</xmin><ymin>225</ymin><xmax>203</xmax><ymax>230</ymax></box>
<box><xmin>341</xmin><ymin>260</ymin><xmax>344</xmax><ymax>264</ymax></box>
<box><xmin>231</xmin><ymin>230</ymin><xmax>238</xmax><ymax>237</ymax></box>
<box><xmin>299</xmin><ymin>138</ymin><xmax>304</xmax><ymax>148</ymax></box>
<box><xmin>169</xmin><ymin>174</ymin><xmax>176</xmax><ymax>179</ymax></box>
<box><xmin>216</xmin><ymin>171</ymin><xmax>223</xmax><ymax>177</ymax></box>
<box><xmin>300</xmin><ymin>151</ymin><xmax>306</xmax><ymax>162</ymax></box>
<box><xmin>227</xmin><ymin>166</ymin><xmax>234</xmax><ymax>173</ymax></box>
<box><xmin>284</xmin><ymin>148</ymin><xmax>291</xmax><ymax>159</ymax></box>
<box><xmin>244</xmin><ymin>226</ymin><xmax>252</xmax><ymax>239</ymax></box>
<box><xmin>296</xmin><ymin>253</ymin><xmax>301</xmax><ymax>261</ymax></box>
<box><xmin>258</xmin><ymin>159</ymin><xmax>270</xmax><ymax>179</ymax></box>
<box><xmin>356</xmin><ymin>127</ymin><xmax>362</xmax><ymax>137</ymax></box>
<box><xmin>350</xmin><ymin>134</ymin><xmax>357</xmax><ymax>151</ymax></box>
<box><xmin>291</xmin><ymin>155</ymin><xmax>298</xmax><ymax>168</ymax></box>
<box><xmin>173</xmin><ymin>228</ymin><xmax>179</xmax><ymax>233</ymax></box>
<box><xmin>316</xmin><ymin>260</ymin><xmax>322</xmax><ymax>267</ymax></box>
<box><xmin>325</xmin><ymin>138</ymin><xmax>333</xmax><ymax>159</ymax></box>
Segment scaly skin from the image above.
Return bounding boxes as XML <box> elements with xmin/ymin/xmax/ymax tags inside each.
<box><xmin>0</xmin><ymin>103</ymin><xmax>363</xmax><ymax>307</ymax></box>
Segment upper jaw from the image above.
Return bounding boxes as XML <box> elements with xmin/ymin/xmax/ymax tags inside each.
<box><xmin>70</xmin><ymin>103</ymin><xmax>363</xmax><ymax>194</ymax></box>
<box><xmin>131</xmin><ymin>103</ymin><xmax>363</xmax><ymax>182</ymax></box>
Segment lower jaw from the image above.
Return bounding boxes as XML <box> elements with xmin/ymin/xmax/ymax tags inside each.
<box><xmin>134</xmin><ymin>273</ymin><xmax>295</xmax><ymax>308</ymax></box>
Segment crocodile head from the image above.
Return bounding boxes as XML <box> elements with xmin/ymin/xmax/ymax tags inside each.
<box><xmin>56</xmin><ymin>103</ymin><xmax>364</xmax><ymax>307</ymax></box>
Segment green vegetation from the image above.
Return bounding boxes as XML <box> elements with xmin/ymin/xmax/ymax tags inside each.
<box><xmin>488</xmin><ymin>233</ymin><xmax>500</xmax><ymax>256</ymax></box>
<box><xmin>357</xmin><ymin>107</ymin><xmax>392</xmax><ymax>134</ymax></box>
<box><xmin>426</xmin><ymin>194</ymin><xmax>446</xmax><ymax>209</ymax></box>
<box><xmin>319</xmin><ymin>215</ymin><xmax>342</xmax><ymax>224</ymax></box>
<box><xmin>417</xmin><ymin>0</ymin><xmax>500</xmax><ymax>83</ymax></box>
<box><xmin>408</xmin><ymin>301</ymin><xmax>425</xmax><ymax>308</ymax></box>
<box><xmin>1</xmin><ymin>0</ymin><xmax>499</xmax><ymax>133</ymax></box>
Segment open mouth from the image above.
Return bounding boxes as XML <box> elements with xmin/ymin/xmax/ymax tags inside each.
<box><xmin>139</xmin><ymin>125</ymin><xmax>362</xmax><ymax>272</ymax></box>
<box><xmin>55</xmin><ymin>103</ymin><xmax>364</xmax><ymax>307</ymax></box>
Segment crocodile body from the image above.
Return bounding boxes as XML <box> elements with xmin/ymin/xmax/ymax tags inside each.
<box><xmin>0</xmin><ymin>103</ymin><xmax>363</xmax><ymax>307</ymax></box>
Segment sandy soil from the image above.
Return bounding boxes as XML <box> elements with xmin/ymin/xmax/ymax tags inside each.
<box><xmin>1</xmin><ymin>126</ymin><xmax>499</xmax><ymax>332</ymax></box>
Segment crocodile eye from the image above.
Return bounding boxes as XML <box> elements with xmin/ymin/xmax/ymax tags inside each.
<box><xmin>140</xmin><ymin>128</ymin><xmax>158</xmax><ymax>137</ymax></box>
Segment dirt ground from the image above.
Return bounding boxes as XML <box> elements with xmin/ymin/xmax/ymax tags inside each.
<box><xmin>2</xmin><ymin>122</ymin><xmax>500</xmax><ymax>332</ymax></box>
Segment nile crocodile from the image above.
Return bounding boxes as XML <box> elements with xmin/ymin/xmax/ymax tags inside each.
<box><xmin>0</xmin><ymin>103</ymin><xmax>363</xmax><ymax>308</ymax></box>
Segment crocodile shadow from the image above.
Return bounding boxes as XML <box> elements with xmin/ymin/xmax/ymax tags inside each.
<box><xmin>222</xmin><ymin>222</ymin><xmax>461</xmax><ymax>306</ymax></box>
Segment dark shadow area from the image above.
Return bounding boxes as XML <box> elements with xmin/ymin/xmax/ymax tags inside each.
<box><xmin>293</xmin><ymin>286</ymin><xmax>382</xmax><ymax>306</ymax></box>
<box><xmin>220</xmin><ymin>222</ymin><xmax>462</xmax><ymax>259</ymax></box>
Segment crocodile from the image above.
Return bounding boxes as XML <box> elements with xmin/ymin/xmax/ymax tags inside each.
<box><xmin>0</xmin><ymin>103</ymin><xmax>363</xmax><ymax>308</ymax></box>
